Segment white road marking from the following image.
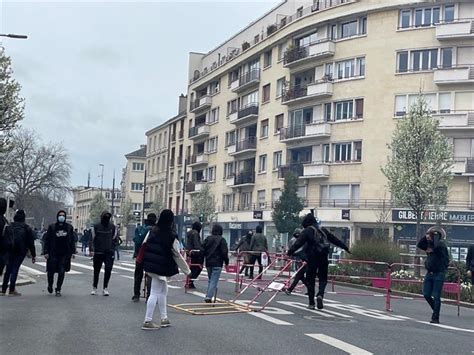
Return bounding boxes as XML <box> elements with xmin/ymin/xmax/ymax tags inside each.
<box><xmin>112</xmin><ymin>265</ymin><xmax>135</xmax><ymax>272</ymax></box>
<box><xmin>234</xmin><ymin>300</ymin><xmax>294</xmax><ymax>315</ymax></box>
<box><xmin>306</xmin><ymin>334</ymin><xmax>373</xmax><ymax>355</ymax></box>
<box><xmin>416</xmin><ymin>321</ymin><xmax>474</xmax><ymax>333</ymax></box>
<box><xmin>120</xmin><ymin>275</ymin><xmax>134</xmax><ymax>280</ymax></box>
<box><xmin>20</xmin><ymin>265</ymin><xmax>44</xmax><ymax>275</ymax></box>
<box><xmin>70</xmin><ymin>262</ymin><xmax>117</xmax><ymax>274</ymax></box>
<box><xmin>277</xmin><ymin>301</ymin><xmax>335</xmax><ymax>318</ymax></box>
<box><xmin>35</xmin><ymin>262</ymin><xmax>82</xmax><ymax>275</ymax></box>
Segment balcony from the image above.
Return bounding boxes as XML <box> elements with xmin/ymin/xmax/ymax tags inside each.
<box><xmin>284</xmin><ymin>40</ymin><xmax>335</xmax><ymax>68</ymax></box>
<box><xmin>228</xmin><ymin>137</ymin><xmax>257</xmax><ymax>157</ymax></box>
<box><xmin>231</xmin><ymin>69</ymin><xmax>260</xmax><ymax>93</ymax></box>
<box><xmin>189</xmin><ymin>124</ymin><xmax>210</xmax><ymax>140</ymax></box>
<box><xmin>229</xmin><ymin>104</ymin><xmax>259</xmax><ymax>125</ymax></box>
<box><xmin>190</xmin><ymin>95</ymin><xmax>212</xmax><ymax>114</ymax></box>
<box><xmin>436</xmin><ymin>19</ymin><xmax>474</xmax><ymax>40</ymax></box>
<box><xmin>176</xmin><ymin>155</ymin><xmax>183</xmax><ymax>166</ymax></box>
<box><xmin>434</xmin><ymin>111</ymin><xmax>474</xmax><ymax>130</ymax></box>
<box><xmin>185</xmin><ymin>181</ymin><xmax>206</xmax><ymax>194</ymax></box>
<box><xmin>433</xmin><ymin>65</ymin><xmax>474</xmax><ymax>85</ymax></box>
<box><xmin>279</xmin><ymin>122</ymin><xmax>331</xmax><ymax>143</ymax></box>
<box><xmin>282</xmin><ymin>81</ymin><xmax>333</xmax><ymax>105</ymax></box>
<box><xmin>188</xmin><ymin>153</ymin><xmax>209</xmax><ymax>167</ymax></box>
<box><xmin>278</xmin><ymin>162</ymin><xmax>330</xmax><ymax>179</ymax></box>
<box><xmin>229</xmin><ymin>172</ymin><xmax>255</xmax><ymax>187</ymax></box>
<box><xmin>176</xmin><ymin>181</ymin><xmax>182</xmax><ymax>191</ymax></box>
<box><xmin>451</xmin><ymin>158</ymin><xmax>474</xmax><ymax>175</ymax></box>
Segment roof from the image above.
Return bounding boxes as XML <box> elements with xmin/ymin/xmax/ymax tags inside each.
<box><xmin>125</xmin><ymin>146</ymin><xmax>147</xmax><ymax>158</ymax></box>
<box><xmin>145</xmin><ymin>110</ymin><xmax>187</xmax><ymax>136</ymax></box>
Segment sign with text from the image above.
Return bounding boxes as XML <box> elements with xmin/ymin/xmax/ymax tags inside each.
<box><xmin>392</xmin><ymin>209</ymin><xmax>474</xmax><ymax>224</ymax></box>
<box><xmin>341</xmin><ymin>209</ymin><xmax>350</xmax><ymax>220</ymax></box>
<box><xmin>253</xmin><ymin>210</ymin><xmax>263</xmax><ymax>219</ymax></box>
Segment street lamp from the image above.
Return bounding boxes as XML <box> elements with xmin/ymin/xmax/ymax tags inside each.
<box><xmin>0</xmin><ymin>34</ymin><xmax>28</xmax><ymax>39</ymax></box>
<box><xmin>99</xmin><ymin>164</ymin><xmax>104</xmax><ymax>193</ymax></box>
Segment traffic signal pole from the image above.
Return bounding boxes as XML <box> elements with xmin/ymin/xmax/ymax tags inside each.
<box><xmin>141</xmin><ymin>169</ymin><xmax>147</xmax><ymax>224</ymax></box>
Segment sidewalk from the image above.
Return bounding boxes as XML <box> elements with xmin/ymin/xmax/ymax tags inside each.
<box><xmin>16</xmin><ymin>271</ymin><xmax>36</xmax><ymax>286</ymax></box>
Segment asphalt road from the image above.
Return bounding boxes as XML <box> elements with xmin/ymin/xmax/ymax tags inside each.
<box><xmin>1</xmin><ymin>252</ymin><xmax>473</xmax><ymax>355</ymax></box>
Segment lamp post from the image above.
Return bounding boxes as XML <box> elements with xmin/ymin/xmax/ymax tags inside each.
<box><xmin>0</xmin><ymin>34</ymin><xmax>28</xmax><ymax>39</ymax></box>
<box><xmin>99</xmin><ymin>164</ymin><xmax>104</xmax><ymax>193</ymax></box>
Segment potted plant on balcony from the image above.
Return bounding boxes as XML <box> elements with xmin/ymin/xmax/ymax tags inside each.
<box><xmin>242</xmin><ymin>41</ymin><xmax>251</xmax><ymax>51</ymax></box>
<box><xmin>283</xmin><ymin>43</ymin><xmax>296</xmax><ymax>63</ymax></box>
<box><xmin>267</xmin><ymin>24</ymin><xmax>277</xmax><ymax>36</ymax></box>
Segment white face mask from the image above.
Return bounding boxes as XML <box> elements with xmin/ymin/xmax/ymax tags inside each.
<box><xmin>58</xmin><ymin>215</ymin><xmax>66</xmax><ymax>223</ymax></box>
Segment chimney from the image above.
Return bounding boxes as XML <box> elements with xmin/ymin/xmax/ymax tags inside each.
<box><xmin>178</xmin><ymin>94</ymin><xmax>187</xmax><ymax>114</ymax></box>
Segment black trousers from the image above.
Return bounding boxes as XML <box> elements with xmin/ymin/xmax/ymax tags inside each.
<box><xmin>93</xmin><ymin>252</ymin><xmax>114</xmax><ymax>289</ymax></box>
<box><xmin>189</xmin><ymin>254</ymin><xmax>203</xmax><ymax>284</ymax></box>
<box><xmin>47</xmin><ymin>255</ymin><xmax>67</xmax><ymax>291</ymax></box>
<box><xmin>288</xmin><ymin>263</ymin><xmax>307</xmax><ymax>292</ymax></box>
<box><xmin>133</xmin><ymin>261</ymin><xmax>151</xmax><ymax>297</ymax></box>
<box><xmin>249</xmin><ymin>254</ymin><xmax>263</xmax><ymax>278</ymax></box>
<box><xmin>306</xmin><ymin>260</ymin><xmax>329</xmax><ymax>306</ymax></box>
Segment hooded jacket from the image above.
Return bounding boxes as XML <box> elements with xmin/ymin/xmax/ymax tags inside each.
<box><xmin>92</xmin><ymin>211</ymin><xmax>116</xmax><ymax>254</ymax></box>
<box><xmin>133</xmin><ymin>215</ymin><xmax>156</xmax><ymax>258</ymax></box>
<box><xmin>203</xmin><ymin>233</ymin><xmax>229</xmax><ymax>268</ymax></box>
<box><xmin>0</xmin><ymin>198</ymin><xmax>11</xmax><ymax>254</ymax></box>
<box><xmin>250</xmin><ymin>233</ymin><xmax>268</xmax><ymax>252</ymax></box>
<box><xmin>417</xmin><ymin>229</ymin><xmax>450</xmax><ymax>273</ymax></box>
<box><xmin>44</xmin><ymin>210</ymin><xmax>76</xmax><ymax>257</ymax></box>
<box><xmin>186</xmin><ymin>222</ymin><xmax>203</xmax><ymax>252</ymax></box>
<box><xmin>10</xmin><ymin>210</ymin><xmax>36</xmax><ymax>257</ymax></box>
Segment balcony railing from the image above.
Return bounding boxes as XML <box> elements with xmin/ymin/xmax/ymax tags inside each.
<box><xmin>279</xmin><ymin>122</ymin><xmax>331</xmax><ymax>141</ymax></box>
<box><xmin>232</xmin><ymin>69</ymin><xmax>260</xmax><ymax>92</ymax></box>
<box><xmin>278</xmin><ymin>163</ymin><xmax>304</xmax><ymax>179</ymax></box>
<box><xmin>238</xmin><ymin>103</ymin><xmax>259</xmax><ymax>119</ymax></box>
<box><xmin>185</xmin><ymin>180</ymin><xmax>206</xmax><ymax>193</ymax></box>
<box><xmin>435</xmin><ymin>111</ymin><xmax>474</xmax><ymax>129</ymax></box>
<box><xmin>190</xmin><ymin>153</ymin><xmax>209</xmax><ymax>166</ymax></box>
<box><xmin>235</xmin><ymin>136</ymin><xmax>257</xmax><ymax>152</ymax></box>
<box><xmin>436</xmin><ymin>18</ymin><xmax>474</xmax><ymax>40</ymax></box>
<box><xmin>178</xmin><ymin>130</ymin><xmax>184</xmax><ymax>140</ymax></box>
<box><xmin>188</xmin><ymin>124</ymin><xmax>210</xmax><ymax>139</ymax></box>
<box><xmin>284</xmin><ymin>40</ymin><xmax>335</xmax><ymax>67</ymax></box>
<box><xmin>190</xmin><ymin>95</ymin><xmax>212</xmax><ymax>113</ymax></box>
<box><xmin>233</xmin><ymin>172</ymin><xmax>255</xmax><ymax>186</ymax></box>
<box><xmin>282</xmin><ymin>80</ymin><xmax>333</xmax><ymax>104</ymax></box>
<box><xmin>434</xmin><ymin>65</ymin><xmax>474</xmax><ymax>85</ymax></box>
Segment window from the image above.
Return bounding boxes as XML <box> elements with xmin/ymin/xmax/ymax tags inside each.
<box><xmin>227</xmin><ymin>99</ymin><xmax>239</xmax><ymax>115</ymax></box>
<box><xmin>259</xmin><ymin>154</ymin><xmax>267</xmax><ymax>173</ymax></box>
<box><xmin>272</xmin><ymin>188</ymin><xmax>281</xmax><ymax>203</ymax></box>
<box><xmin>223</xmin><ymin>194</ymin><xmax>235</xmax><ymax>212</ymax></box>
<box><xmin>324</xmin><ymin>103</ymin><xmax>332</xmax><ymax>122</ymax></box>
<box><xmin>335</xmin><ymin>100</ymin><xmax>354</xmax><ymax>120</ymax></box>
<box><xmin>228</xmin><ymin>70</ymin><xmax>239</xmax><ymax>86</ymax></box>
<box><xmin>242</xmin><ymin>90</ymin><xmax>258</xmax><ymax>107</ymax></box>
<box><xmin>441</xmin><ymin>48</ymin><xmax>452</xmax><ymax>68</ymax></box>
<box><xmin>297</xmin><ymin>32</ymin><xmax>317</xmax><ymax>47</ymax></box>
<box><xmin>275</xmin><ymin>114</ymin><xmax>284</xmax><ymax>133</ymax></box>
<box><xmin>133</xmin><ymin>203</ymin><xmax>141</xmax><ymax>211</ymax></box>
<box><xmin>157</xmin><ymin>157</ymin><xmax>160</xmax><ymax>172</ymax></box>
<box><xmin>161</xmin><ymin>156</ymin><xmax>166</xmax><ymax>171</ymax></box>
<box><xmin>226</xmin><ymin>131</ymin><xmax>236</xmax><ymax>147</ymax></box>
<box><xmin>357</xmin><ymin>57</ymin><xmax>365</xmax><ymax>76</ymax></box>
<box><xmin>260</xmin><ymin>119</ymin><xmax>269</xmax><ymax>138</ymax></box>
<box><xmin>210</xmin><ymin>80</ymin><xmax>220</xmax><ymax>94</ymax></box>
<box><xmin>240</xmin><ymin>192</ymin><xmax>252</xmax><ymax>210</ymax></box>
<box><xmin>208</xmin><ymin>107</ymin><xmax>219</xmax><ymax>123</ymax></box>
<box><xmin>354</xmin><ymin>142</ymin><xmax>362</xmax><ymax>161</ymax></box>
<box><xmin>359</xmin><ymin>16</ymin><xmax>367</xmax><ymax>35</ymax></box>
<box><xmin>334</xmin><ymin>143</ymin><xmax>352</xmax><ymax>162</ymax></box>
<box><xmin>297</xmin><ymin>186</ymin><xmax>307</xmax><ymax>201</ymax></box>
<box><xmin>264</xmin><ymin>50</ymin><xmax>272</xmax><ymax>68</ymax></box>
<box><xmin>276</xmin><ymin>78</ymin><xmax>285</xmax><ymax>98</ymax></box>
<box><xmin>206</xmin><ymin>167</ymin><xmax>216</xmax><ymax>182</ymax></box>
<box><xmin>400</xmin><ymin>10</ymin><xmax>411</xmax><ymax>28</ymax></box>
<box><xmin>262</xmin><ymin>84</ymin><xmax>271</xmax><ymax>103</ymax></box>
<box><xmin>131</xmin><ymin>183</ymin><xmax>144</xmax><ymax>191</ymax></box>
<box><xmin>439</xmin><ymin>93</ymin><xmax>451</xmax><ymax>113</ymax></box>
<box><xmin>444</xmin><ymin>5</ymin><xmax>454</xmax><ymax>23</ymax></box>
<box><xmin>278</xmin><ymin>42</ymin><xmax>288</xmax><ymax>61</ymax></box>
<box><xmin>336</xmin><ymin>59</ymin><xmax>355</xmax><ymax>79</ymax></box>
<box><xmin>399</xmin><ymin>49</ymin><xmax>440</xmax><ymax>72</ymax></box>
<box><xmin>341</xmin><ymin>20</ymin><xmax>357</xmax><ymax>38</ymax></box>
<box><xmin>296</xmin><ymin>6</ymin><xmax>303</xmax><ymax>18</ymax></box>
<box><xmin>207</xmin><ymin>137</ymin><xmax>218</xmax><ymax>153</ymax></box>
<box><xmin>323</xmin><ymin>144</ymin><xmax>330</xmax><ymax>162</ymax></box>
<box><xmin>273</xmin><ymin>151</ymin><xmax>283</xmax><ymax>170</ymax></box>
<box><xmin>224</xmin><ymin>162</ymin><xmax>235</xmax><ymax>179</ymax></box>
<box><xmin>257</xmin><ymin>190</ymin><xmax>266</xmax><ymax>209</ymax></box>
<box><xmin>132</xmin><ymin>162</ymin><xmax>144</xmax><ymax>171</ymax></box>
<box><xmin>254</xmin><ymin>34</ymin><xmax>260</xmax><ymax>45</ymax></box>
<box><xmin>397</xmin><ymin>51</ymin><xmax>408</xmax><ymax>73</ymax></box>
<box><xmin>414</xmin><ymin>9</ymin><xmax>423</xmax><ymax>27</ymax></box>
<box><xmin>355</xmin><ymin>99</ymin><xmax>364</xmax><ymax>118</ymax></box>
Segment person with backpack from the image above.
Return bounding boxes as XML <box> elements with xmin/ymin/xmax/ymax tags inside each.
<box><xmin>248</xmin><ymin>226</ymin><xmax>268</xmax><ymax>279</ymax></box>
<box><xmin>43</xmin><ymin>210</ymin><xmax>76</xmax><ymax>297</ymax></box>
<box><xmin>185</xmin><ymin>221</ymin><xmax>204</xmax><ymax>289</ymax></box>
<box><xmin>202</xmin><ymin>224</ymin><xmax>229</xmax><ymax>303</ymax></box>
<box><xmin>1</xmin><ymin>209</ymin><xmax>36</xmax><ymax>296</ymax></box>
<box><xmin>0</xmin><ymin>198</ymin><xmax>11</xmax><ymax>277</ymax></box>
<box><xmin>288</xmin><ymin>213</ymin><xmax>349</xmax><ymax>310</ymax></box>
<box><xmin>90</xmin><ymin>211</ymin><xmax>116</xmax><ymax>296</ymax></box>
<box><xmin>132</xmin><ymin>213</ymin><xmax>156</xmax><ymax>302</ymax></box>
<box><xmin>139</xmin><ymin>209</ymin><xmax>190</xmax><ymax>330</ymax></box>
<box><xmin>81</xmin><ymin>228</ymin><xmax>91</xmax><ymax>255</ymax></box>
<box><xmin>233</xmin><ymin>231</ymin><xmax>252</xmax><ymax>277</ymax></box>
<box><xmin>284</xmin><ymin>228</ymin><xmax>308</xmax><ymax>295</ymax></box>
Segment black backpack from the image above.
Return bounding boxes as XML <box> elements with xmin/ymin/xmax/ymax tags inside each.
<box><xmin>0</xmin><ymin>219</ymin><xmax>13</xmax><ymax>252</ymax></box>
<box><xmin>309</xmin><ymin>226</ymin><xmax>330</xmax><ymax>255</ymax></box>
<box><xmin>11</xmin><ymin>223</ymin><xmax>27</xmax><ymax>255</ymax></box>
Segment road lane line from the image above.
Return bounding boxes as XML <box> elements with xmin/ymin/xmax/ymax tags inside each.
<box><xmin>20</xmin><ymin>265</ymin><xmax>44</xmax><ymax>275</ymax></box>
<box><xmin>35</xmin><ymin>262</ymin><xmax>82</xmax><ymax>275</ymax></box>
<box><xmin>70</xmin><ymin>262</ymin><xmax>117</xmax><ymax>274</ymax></box>
<box><xmin>120</xmin><ymin>275</ymin><xmax>134</xmax><ymax>280</ymax></box>
<box><xmin>277</xmin><ymin>301</ymin><xmax>334</xmax><ymax>318</ymax></box>
<box><xmin>416</xmin><ymin>321</ymin><xmax>474</xmax><ymax>333</ymax></box>
<box><xmin>112</xmin><ymin>265</ymin><xmax>135</xmax><ymax>272</ymax></box>
<box><xmin>306</xmin><ymin>334</ymin><xmax>373</xmax><ymax>355</ymax></box>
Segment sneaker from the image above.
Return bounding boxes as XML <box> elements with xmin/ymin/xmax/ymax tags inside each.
<box><xmin>283</xmin><ymin>288</ymin><xmax>292</xmax><ymax>296</ymax></box>
<box><xmin>91</xmin><ymin>288</ymin><xmax>97</xmax><ymax>296</ymax></box>
<box><xmin>308</xmin><ymin>304</ymin><xmax>315</xmax><ymax>310</ymax></box>
<box><xmin>8</xmin><ymin>290</ymin><xmax>21</xmax><ymax>297</ymax></box>
<box><xmin>430</xmin><ymin>318</ymin><xmax>440</xmax><ymax>324</ymax></box>
<box><xmin>55</xmin><ymin>291</ymin><xmax>61</xmax><ymax>297</ymax></box>
<box><xmin>141</xmin><ymin>321</ymin><xmax>160</xmax><ymax>331</ymax></box>
<box><xmin>204</xmin><ymin>298</ymin><xmax>212</xmax><ymax>303</ymax></box>
<box><xmin>47</xmin><ymin>286</ymin><xmax>53</xmax><ymax>294</ymax></box>
<box><xmin>103</xmin><ymin>289</ymin><xmax>110</xmax><ymax>296</ymax></box>
<box><xmin>161</xmin><ymin>319</ymin><xmax>171</xmax><ymax>328</ymax></box>
<box><xmin>188</xmin><ymin>283</ymin><xmax>196</xmax><ymax>289</ymax></box>
<box><xmin>316</xmin><ymin>295</ymin><xmax>324</xmax><ymax>310</ymax></box>
<box><xmin>131</xmin><ymin>295</ymin><xmax>140</xmax><ymax>302</ymax></box>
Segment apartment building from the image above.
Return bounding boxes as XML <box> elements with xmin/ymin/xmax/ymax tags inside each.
<box><xmin>121</xmin><ymin>145</ymin><xmax>146</xmax><ymax>213</ymax></box>
<box><xmin>72</xmin><ymin>187</ymin><xmax>121</xmax><ymax>231</ymax></box>
<box><xmin>181</xmin><ymin>0</ymin><xmax>474</xmax><ymax>259</ymax></box>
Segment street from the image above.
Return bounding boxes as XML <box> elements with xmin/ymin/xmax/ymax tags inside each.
<box><xmin>1</xmin><ymin>252</ymin><xmax>473</xmax><ymax>355</ymax></box>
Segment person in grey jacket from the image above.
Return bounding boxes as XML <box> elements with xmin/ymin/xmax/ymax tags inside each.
<box><xmin>249</xmin><ymin>225</ymin><xmax>268</xmax><ymax>279</ymax></box>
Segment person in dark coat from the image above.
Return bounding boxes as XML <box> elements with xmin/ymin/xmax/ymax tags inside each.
<box><xmin>417</xmin><ymin>226</ymin><xmax>450</xmax><ymax>324</ymax></box>
<box><xmin>90</xmin><ymin>211</ymin><xmax>116</xmax><ymax>296</ymax></box>
<box><xmin>0</xmin><ymin>198</ymin><xmax>11</xmax><ymax>277</ymax></box>
<box><xmin>202</xmin><ymin>224</ymin><xmax>229</xmax><ymax>303</ymax></box>
<box><xmin>284</xmin><ymin>228</ymin><xmax>308</xmax><ymax>295</ymax></box>
<box><xmin>1</xmin><ymin>209</ymin><xmax>36</xmax><ymax>296</ymax></box>
<box><xmin>249</xmin><ymin>226</ymin><xmax>268</xmax><ymax>279</ymax></box>
<box><xmin>288</xmin><ymin>213</ymin><xmax>349</xmax><ymax>310</ymax></box>
<box><xmin>44</xmin><ymin>210</ymin><xmax>76</xmax><ymax>296</ymax></box>
<box><xmin>185</xmin><ymin>221</ymin><xmax>204</xmax><ymax>289</ymax></box>
<box><xmin>141</xmin><ymin>209</ymin><xmax>190</xmax><ymax>330</ymax></box>
<box><xmin>234</xmin><ymin>231</ymin><xmax>252</xmax><ymax>277</ymax></box>
<box><xmin>81</xmin><ymin>229</ymin><xmax>91</xmax><ymax>255</ymax></box>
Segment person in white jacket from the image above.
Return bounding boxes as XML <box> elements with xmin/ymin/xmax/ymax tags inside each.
<box><xmin>140</xmin><ymin>209</ymin><xmax>190</xmax><ymax>330</ymax></box>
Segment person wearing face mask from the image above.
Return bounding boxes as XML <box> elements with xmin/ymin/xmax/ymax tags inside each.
<box><xmin>44</xmin><ymin>210</ymin><xmax>76</xmax><ymax>297</ymax></box>
<box><xmin>90</xmin><ymin>211</ymin><xmax>116</xmax><ymax>296</ymax></box>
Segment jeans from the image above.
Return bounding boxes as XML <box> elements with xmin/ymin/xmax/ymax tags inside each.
<box><xmin>93</xmin><ymin>252</ymin><xmax>114</xmax><ymax>289</ymax></box>
<box><xmin>206</xmin><ymin>267</ymin><xmax>222</xmax><ymax>300</ymax></box>
<box><xmin>2</xmin><ymin>254</ymin><xmax>25</xmax><ymax>293</ymax></box>
<box><xmin>115</xmin><ymin>247</ymin><xmax>120</xmax><ymax>260</ymax></box>
<box><xmin>423</xmin><ymin>271</ymin><xmax>445</xmax><ymax>319</ymax></box>
<box><xmin>306</xmin><ymin>260</ymin><xmax>329</xmax><ymax>306</ymax></box>
<box><xmin>144</xmin><ymin>277</ymin><xmax>168</xmax><ymax>322</ymax></box>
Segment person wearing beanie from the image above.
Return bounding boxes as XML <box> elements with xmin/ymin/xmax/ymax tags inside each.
<box><xmin>140</xmin><ymin>209</ymin><xmax>190</xmax><ymax>330</ymax></box>
<box><xmin>185</xmin><ymin>221</ymin><xmax>203</xmax><ymax>289</ymax></box>
<box><xmin>284</xmin><ymin>228</ymin><xmax>308</xmax><ymax>295</ymax></box>
<box><xmin>202</xmin><ymin>224</ymin><xmax>229</xmax><ymax>303</ymax></box>
<box><xmin>1</xmin><ymin>209</ymin><xmax>36</xmax><ymax>296</ymax></box>
<box><xmin>43</xmin><ymin>210</ymin><xmax>76</xmax><ymax>297</ymax></box>
<box><xmin>417</xmin><ymin>226</ymin><xmax>450</xmax><ymax>324</ymax></box>
<box><xmin>288</xmin><ymin>213</ymin><xmax>349</xmax><ymax>310</ymax></box>
<box><xmin>90</xmin><ymin>211</ymin><xmax>116</xmax><ymax>296</ymax></box>
<box><xmin>0</xmin><ymin>198</ymin><xmax>11</xmax><ymax>277</ymax></box>
<box><xmin>132</xmin><ymin>212</ymin><xmax>157</xmax><ymax>302</ymax></box>
<box><xmin>248</xmin><ymin>225</ymin><xmax>268</xmax><ymax>279</ymax></box>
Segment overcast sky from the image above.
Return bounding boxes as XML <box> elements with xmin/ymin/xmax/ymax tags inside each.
<box><xmin>1</xmin><ymin>0</ymin><xmax>276</xmax><ymax>189</ymax></box>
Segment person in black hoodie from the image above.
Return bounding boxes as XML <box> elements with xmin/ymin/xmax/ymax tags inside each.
<box><xmin>417</xmin><ymin>226</ymin><xmax>450</xmax><ymax>324</ymax></box>
<box><xmin>44</xmin><ymin>210</ymin><xmax>76</xmax><ymax>296</ymax></box>
<box><xmin>1</xmin><ymin>209</ymin><xmax>36</xmax><ymax>296</ymax></box>
<box><xmin>90</xmin><ymin>211</ymin><xmax>116</xmax><ymax>296</ymax></box>
<box><xmin>141</xmin><ymin>209</ymin><xmax>190</xmax><ymax>330</ymax></box>
<box><xmin>234</xmin><ymin>231</ymin><xmax>252</xmax><ymax>277</ymax></box>
<box><xmin>284</xmin><ymin>228</ymin><xmax>308</xmax><ymax>295</ymax></box>
<box><xmin>202</xmin><ymin>224</ymin><xmax>229</xmax><ymax>303</ymax></box>
<box><xmin>288</xmin><ymin>213</ymin><xmax>349</xmax><ymax>310</ymax></box>
<box><xmin>0</xmin><ymin>198</ymin><xmax>11</xmax><ymax>277</ymax></box>
<box><xmin>185</xmin><ymin>221</ymin><xmax>204</xmax><ymax>289</ymax></box>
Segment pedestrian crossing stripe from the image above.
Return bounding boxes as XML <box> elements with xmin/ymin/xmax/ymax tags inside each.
<box><xmin>70</xmin><ymin>262</ymin><xmax>118</xmax><ymax>274</ymax></box>
<box><xmin>35</xmin><ymin>262</ymin><xmax>82</xmax><ymax>275</ymax></box>
<box><xmin>20</xmin><ymin>265</ymin><xmax>44</xmax><ymax>275</ymax></box>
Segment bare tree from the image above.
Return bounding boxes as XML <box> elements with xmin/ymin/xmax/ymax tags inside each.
<box><xmin>1</xmin><ymin>129</ymin><xmax>71</xmax><ymax>208</ymax></box>
<box><xmin>0</xmin><ymin>46</ymin><xmax>25</xmax><ymax>153</ymax></box>
<box><xmin>88</xmin><ymin>193</ymin><xmax>109</xmax><ymax>225</ymax></box>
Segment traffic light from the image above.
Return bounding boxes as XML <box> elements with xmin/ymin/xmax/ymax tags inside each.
<box><xmin>133</xmin><ymin>211</ymin><xmax>141</xmax><ymax>221</ymax></box>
